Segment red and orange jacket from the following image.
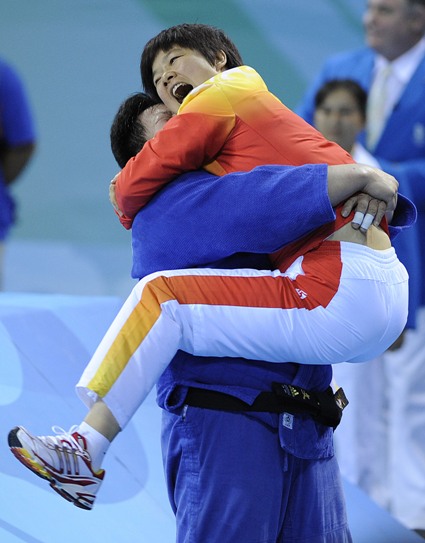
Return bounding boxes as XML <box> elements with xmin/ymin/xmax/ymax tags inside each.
<box><xmin>115</xmin><ymin>66</ymin><xmax>387</xmax><ymax>263</ymax></box>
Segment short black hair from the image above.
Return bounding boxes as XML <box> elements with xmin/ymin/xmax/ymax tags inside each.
<box><xmin>314</xmin><ymin>79</ymin><xmax>367</xmax><ymax>120</ymax></box>
<box><xmin>140</xmin><ymin>23</ymin><xmax>243</xmax><ymax>99</ymax></box>
<box><xmin>110</xmin><ymin>92</ymin><xmax>160</xmax><ymax>168</ymax></box>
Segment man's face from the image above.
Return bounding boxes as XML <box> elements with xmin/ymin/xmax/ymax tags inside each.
<box><xmin>314</xmin><ymin>88</ymin><xmax>365</xmax><ymax>154</ymax></box>
<box><xmin>152</xmin><ymin>47</ymin><xmax>225</xmax><ymax>113</ymax></box>
<box><xmin>363</xmin><ymin>0</ymin><xmax>420</xmax><ymax>60</ymax></box>
<box><xmin>139</xmin><ymin>104</ymin><xmax>173</xmax><ymax>140</ymax></box>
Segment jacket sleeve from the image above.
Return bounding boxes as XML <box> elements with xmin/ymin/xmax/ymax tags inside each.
<box><xmin>378</xmin><ymin>157</ymin><xmax>425</xmax><ymax>210</ymax></box>
<box><xmin>131</xmin><ymin>164</ymin><xmax>335</xmax><ymax>278</ymax></box>
<box><xmin>114</xmin><ymin>83</ymin><xmax>236</xmax><ymax>229</ymax></box>
<box><xmin>378</xmin><ymin>158</ymin><xmax>422</xmax><ymax>329</ymax></box>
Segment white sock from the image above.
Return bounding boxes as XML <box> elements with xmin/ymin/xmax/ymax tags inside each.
<box><xmin>76</xmin><ymin>421</ymin><xmax>111</xmax><ymax>471</ymax></box>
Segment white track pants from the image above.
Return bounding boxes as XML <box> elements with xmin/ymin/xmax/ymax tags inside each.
<box><xmin>77</xmin><ymin>241</ymin><xmax>408</xmax><ymax>429</ymax></box>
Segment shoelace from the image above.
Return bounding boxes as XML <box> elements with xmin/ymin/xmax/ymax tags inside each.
<box><xmin>38</xmin><ymin>425</ymin><xmax>90</xmax><ymax>474</ymax></box>
<box><xmin>42</xmin><ymin>426</ymin><xmax>90</xmax><ymax>459</ymax></box>
<box><xmin>39</xmin><ymin>425</ymin><xmax>82</xmax><ymax>451</ymax></box>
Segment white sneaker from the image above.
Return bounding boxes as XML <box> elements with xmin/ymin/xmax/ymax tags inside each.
<box><xmin>8</xmin><ymin>425</ymin><xmax>105</xmax><ymax>510</ymax></box>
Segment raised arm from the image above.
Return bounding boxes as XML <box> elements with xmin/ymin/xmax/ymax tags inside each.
<box><xmin>114</xmin><ymin>85</ymin><xmax>236</xmax><ymax>229</ymax></box>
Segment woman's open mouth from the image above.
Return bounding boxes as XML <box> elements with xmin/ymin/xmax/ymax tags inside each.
<box><xmin>172</xmin><ymin>83</ymin><xmax>193</xmax><ymax>104</ymax></box>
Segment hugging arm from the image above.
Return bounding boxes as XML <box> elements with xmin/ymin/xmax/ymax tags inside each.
<box><xmin>131</xmin><ymin>162</ymin><xmax>401</xmax><ymax>277</ymax></box>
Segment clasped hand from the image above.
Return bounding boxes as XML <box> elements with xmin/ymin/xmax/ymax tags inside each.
<box><xmin>342</xmin><ymin>166</ymin><xmax>398</xmax><ymax>232</ymax></box>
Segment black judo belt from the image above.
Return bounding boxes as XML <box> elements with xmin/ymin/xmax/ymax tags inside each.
<box><xmin>184</xmin><ymin>383</ymin><xmax>349</xmax><ymax>429</ymax></box>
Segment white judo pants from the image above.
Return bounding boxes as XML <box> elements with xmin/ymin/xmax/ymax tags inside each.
<box><xmin>76</xmin><ymin>241</ymin><xmax>408</xmax><ymax>429</ymax></box>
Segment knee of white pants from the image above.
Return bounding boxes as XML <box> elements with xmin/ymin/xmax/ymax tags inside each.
<box><xmin>347</xmin><ymin>280</ymin><xmax>409</xmax><ymax>363</ymax></box>
<box><xmin>160</xmin><ymin>299</ymin><xmax>196</xmax><ymax>353</ymax></box>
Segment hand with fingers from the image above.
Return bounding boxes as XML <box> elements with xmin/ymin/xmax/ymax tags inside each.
<box><xmin>338</xmin><ymin>164</ymin><xmax>398</xmax><ymax>232</ymax></box>
<box><xmin>341</xmin><ymin>192</ymin><xmax>395</xmax><ymax>233</ymax></box>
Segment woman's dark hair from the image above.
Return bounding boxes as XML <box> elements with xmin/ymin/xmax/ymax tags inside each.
<box><xmin>140</xmin><ymin>23</ymin><xmax>243</xmax><ymax>99</ymax></box>
<box><xmin>314</xmin><ymin>79</ymin><xmax>368</xmax><ymax>120</ymax></box>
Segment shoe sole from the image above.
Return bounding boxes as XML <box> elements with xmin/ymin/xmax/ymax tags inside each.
<box><xmin>8</xmin><ymin>427</ymin><xmax>94</xmax><ymax>510</ymax></box>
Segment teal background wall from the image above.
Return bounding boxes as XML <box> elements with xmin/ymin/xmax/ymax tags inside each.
<box><xmin>0</xmin><ymin>0</ymin><xmax>365</xmax><ymax>295</ymax></box>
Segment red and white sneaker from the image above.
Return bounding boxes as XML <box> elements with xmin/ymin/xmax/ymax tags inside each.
<box><xmin>8</xmin><ymin>425</ymin><xmax>105</xmax><ymax>510</ymax></box>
